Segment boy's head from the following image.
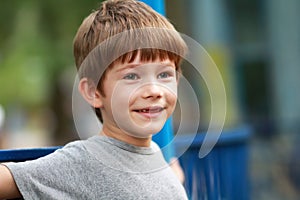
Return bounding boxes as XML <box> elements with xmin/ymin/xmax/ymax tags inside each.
<box><xmin>73</xmin><ymin>0</ymin><xmax>187</xmax><ymax>123</ymax></box>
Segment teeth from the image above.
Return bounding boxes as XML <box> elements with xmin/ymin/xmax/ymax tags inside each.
<box><xmin>138</xmin><ymin>108</ymin><xmax>163</xmax><ymax>113</ymax></box>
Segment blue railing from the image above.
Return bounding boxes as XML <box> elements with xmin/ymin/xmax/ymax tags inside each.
<box><xmin>0</xmin><ymin>126</ymin><xmax>251</xmax><ymax>200</ymax></box>
<box><xmin>0</xmin><ymin>146</ymin><xmax>61</xmax><ymax>162</ymax></box>
<box><xmin>175</xmin><ymin>126</ymin><xmax>251</xmax><ymax>200</ymax></box>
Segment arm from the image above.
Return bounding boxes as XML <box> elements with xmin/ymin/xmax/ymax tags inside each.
<box><xmin>0</xmin><ymin>164</ymin><xmax>21</xmax><ymax>199</ymax></box>
<box><xmin>169</xmin><ymin>158</ymin><xmax>185</xmax><ymax>184</ymax></box>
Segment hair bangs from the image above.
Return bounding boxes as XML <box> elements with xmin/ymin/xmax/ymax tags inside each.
<box><xmin>110</xmin><ymin>27</ymin><xmax>187</xmax><ymax>71</ymax></box>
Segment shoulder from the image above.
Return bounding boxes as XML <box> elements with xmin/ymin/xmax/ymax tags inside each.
<box><xmin>5</xmin><ymin>138</ymin><xmax>96</xmax><ymax>171</ymax></box>
<box><xmin>55</xmin><ymin>136</ymin><xmax>117</xmax><ymax>163</ymax></box>
<box><xmin>57</xmin><ymin>136</ymin><xmax>106</xmax><ymax>155</ymax></box>
<box><xmin>47</xmin><ymin>137</ymin><xmax>103</xmax><ymax>163</ymax></box>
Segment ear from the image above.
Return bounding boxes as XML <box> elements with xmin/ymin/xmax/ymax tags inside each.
<box><xmin>78</xmin><ymin>78</ymin><xmax>103</xmax><ymax>108</ymax></box>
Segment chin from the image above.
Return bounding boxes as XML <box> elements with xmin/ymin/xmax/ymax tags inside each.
<box><xmin>116</xmin><ymin>113</ymin><xmax>168</xmax><ymax>138</ymax></box>
<box><xmin>124</xmin><ymin>123</ymin><xmax>165</xmax><ymax>139</ymax></box>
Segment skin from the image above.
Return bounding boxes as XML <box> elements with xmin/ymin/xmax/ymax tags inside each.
<box><xmin>79</xmin><ymin>55</ymin><xmax>178</xmax><ymax>147</ymax></box>
<box><xmin>0</xmin><ymin>164</ymin><xmax>21</xmax><ymax>199</ymax></box>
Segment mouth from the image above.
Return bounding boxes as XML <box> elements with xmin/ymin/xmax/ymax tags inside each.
<box><xmin>134</xmin><ymin>106</ymin><xmax>164</xmax><ymax>113</ymax></box>
<box><xmin>133</xmin><ymin>106</ymin><xmax>165</xmax><ymax>118</ymax></box>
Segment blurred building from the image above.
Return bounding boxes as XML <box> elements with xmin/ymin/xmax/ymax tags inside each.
<box><xmin>166</xmin><ymin>0</ymin><xmax>300</xmax><ymax>199</ymax></box>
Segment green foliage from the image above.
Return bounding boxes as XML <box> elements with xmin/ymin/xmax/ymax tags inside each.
<box><xmin>0</xmin><ymin>0</ymin><xmax>102</xmax><ymax>107</ymax></box>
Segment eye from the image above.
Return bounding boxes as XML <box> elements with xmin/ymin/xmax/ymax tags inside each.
<box><xmin>158</xmin><ymin>72</ymin><xmax>172</xmax><ymax>79</ymax></box>
<box><xmin>123</xmin><ymin>73</ymin><xmax>139</xmax><ymax>80</ymax></box>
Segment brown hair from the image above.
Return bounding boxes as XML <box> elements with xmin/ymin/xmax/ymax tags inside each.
<box><xmin>73</xmin><ymin>0</ymin><xmax>187</xmax><ymax>122</ymax></box>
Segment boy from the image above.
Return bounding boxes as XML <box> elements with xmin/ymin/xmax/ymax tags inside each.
<box><xmin>0</xmin><ymin>0</ymin><xmax>188</xmax><ymax>199</ymax></box>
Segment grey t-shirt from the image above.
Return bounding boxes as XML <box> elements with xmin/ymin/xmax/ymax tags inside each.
<box><xmin>6</xmin><ymin>136</ymin><xmax>188</xmax><ymax>199</ymax></box>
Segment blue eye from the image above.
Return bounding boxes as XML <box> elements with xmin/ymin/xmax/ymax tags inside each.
<box><xmin>158</xmin><ymin>72</ymin><xmax>171</xmax><ymax>79</ymax></box>
<box><xmin>124</xmin><ymin>73</ymin><xmax>139</xmax><ymax>80</ymax></box>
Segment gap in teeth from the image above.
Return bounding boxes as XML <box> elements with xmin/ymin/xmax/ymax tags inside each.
<box><xmin>137</xmin><ymin>108</ymin><xmax>162</xmax><ymax>113</ymax></box>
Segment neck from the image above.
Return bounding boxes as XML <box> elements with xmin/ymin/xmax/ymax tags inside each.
<box><xmin>100</xmin><ymin>125</ymin><xmax>152</xmax><ymax>147</ymax></box>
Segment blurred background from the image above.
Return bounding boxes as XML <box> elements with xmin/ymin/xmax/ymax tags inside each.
<box><xmin>0</xmin><ymin>0</ymin><xmax>299</xmax><ymax>199</ymax></box>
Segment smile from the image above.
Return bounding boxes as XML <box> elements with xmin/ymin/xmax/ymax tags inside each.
<box><xmin>133</xmin><ymin>106</ymin><xmax>165</xmax><ymax>118</ymax></box>
<box><xmin>136</xmin><ymin>107</ymin><xmax>164</xmax><ymax>113</ymax></box>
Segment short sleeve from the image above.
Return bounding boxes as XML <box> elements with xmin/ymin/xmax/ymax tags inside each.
<box><xmin>4</xmin><ymin>141</ymin><xmax>91</xmax><ymax>199</ymax></box>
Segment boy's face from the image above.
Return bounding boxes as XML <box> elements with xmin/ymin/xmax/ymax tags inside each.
<box><xmin>99</xmin><ymin>55</ymin><xmax>178</xmax><ymax>144</ymax></box>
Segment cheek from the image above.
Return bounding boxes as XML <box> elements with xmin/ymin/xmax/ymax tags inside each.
<box><xmin>109</xmin><ymin>82</ymin><xmax>137</xmax><ymax>113</ymax></box>
<box><xmin>166</xmin><ymin>82</ymin><xmax>178</xmax><ymax>105</ymax></box>
<box><xmin>111</xmin><ymin>88</ymin><xmax>128</xmax><ymax>107</ymax></box>
<box><xmin>167</xmin><ymin>93</ymin><xmax>177</xmax><ymax>115</ymax></box>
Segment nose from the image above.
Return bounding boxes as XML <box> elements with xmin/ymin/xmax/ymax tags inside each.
<box><xmin>142</xmin><ymin>83</ymin><xmax>163</xmax><ymax>99</ymax></box>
